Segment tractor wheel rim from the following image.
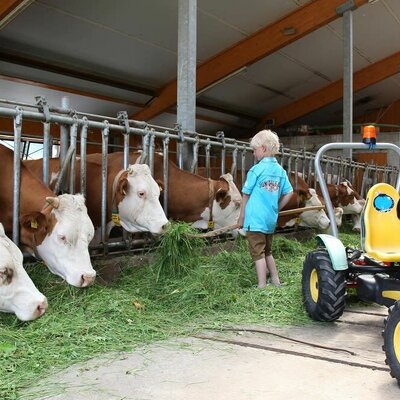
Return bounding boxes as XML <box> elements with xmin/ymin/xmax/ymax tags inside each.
<box><xmin>394</xmin><ymin>319</ymin><xmax>400</xmax><ymax>363</ymax></box>
<box><xmin>310</xmin><ymin>269</ymin><xmax>319</xmax><ymax>303</ymax></box>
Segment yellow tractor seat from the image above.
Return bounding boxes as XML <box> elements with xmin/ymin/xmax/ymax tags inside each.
<box><xmin>362</xmin><ymin>183</ymin><xmax>400</xmax><ymax>262</ymax></box>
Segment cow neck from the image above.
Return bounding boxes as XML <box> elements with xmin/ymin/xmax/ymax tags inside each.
<box><xmin>111</xmin><ymin>169</ymin><xmax>127</xmax><ymax>226</ymax></box>
<box><xmin>30</xmin><ymin>204</ymin><xmax>54</xmax><ymax>260</ymax></box>
<box><xmin>208</xmin><ymin>178</ymin><xmax>215</xmax><ymax>230</ymax></box>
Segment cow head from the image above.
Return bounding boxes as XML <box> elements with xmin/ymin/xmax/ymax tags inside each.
<box><xmin>352</xmin><ymin>198</ymin><xmax>366</xmax><ymax>232</ymax></box>
<box><xmin>115</xmin><ymin>164</ymin><xmax>169</xmax><ymax>235</ymax></box>
<box><xmin>333</xmin><ymin>207</ymin><xmax>344</xmax><ymax>227</ymax></box>
<box><xmin>211</xmin><ymin>174</ymin><xmax>242</xmax><ymax>233</ymax></box>
<box><xmin>0</xmin><ymin>223</ymin><xmax>47</xmax><ymax>321</ymax></box>
<box><xmin>337</xmin><ymin>182</ymin><xmax>364</xmax><ymax>215</ymax></box>
<box><xmin>299</xmin><ymin>189</ymin><xmax>330</xmax><ymax>230</ymax></box>
<box><xmin>20</xmin><ymin>194</ymin><xmax>96</xmax><ymax>288</ymax></box>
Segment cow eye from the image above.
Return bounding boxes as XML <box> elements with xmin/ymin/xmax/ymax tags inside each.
<box><xmin>58</xmin><ymin>235</ymin><xmax>67</xmax><ymax>244</ymax></box>
<box><xmin>138</xmin><ymin>191</ymin><xmax>145</xmax><ymax>198</ymax></box>
<box><xmin>0</xmin><ymin>267</ymin><xmax>13</xmax><ymax>285</ymax></box>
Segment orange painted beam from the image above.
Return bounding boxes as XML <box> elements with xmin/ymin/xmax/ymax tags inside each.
<box><xmin>257</xmin><ymin>51</ymin><xmax>400</xmax><ymax>129</ymax></box>
<box><xmin>132</xmin><ymin>0</ymin><xmax>369</xmax><ymax>122</ymax></box>
<box><xmin>0</xmin><ymin>0</ymin><xmax>33</xmax><ymax>27</ymax></box>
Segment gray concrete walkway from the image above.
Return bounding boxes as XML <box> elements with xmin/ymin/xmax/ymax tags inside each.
<box><xmin>25</xmin><ymin>304</ymin><xmax>399</xmax><ymax>400</ymax></box>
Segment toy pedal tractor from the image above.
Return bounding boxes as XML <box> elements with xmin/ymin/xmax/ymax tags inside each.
<box><xmin>301</xmin><ymin>135</ymin><xmax>400</xmax><ymax>386</ymax></box>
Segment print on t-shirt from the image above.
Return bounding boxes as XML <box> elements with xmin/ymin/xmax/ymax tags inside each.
<box><xmin>261</xmin><ymin>180</ymin><xmax>279</xmax><ymax>192</ymax></box>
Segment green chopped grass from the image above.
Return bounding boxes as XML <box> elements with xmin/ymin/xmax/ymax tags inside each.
<box><xmin>0</xmin><ymin>223</ymin><xmax>359</xmax><ymax>399</ymax></box>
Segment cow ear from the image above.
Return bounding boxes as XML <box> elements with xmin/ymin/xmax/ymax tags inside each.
<box><xmin>0</xmin><ymin>267</ymin><xmax>13</xmax><ymax>285</ymax></box>
<box><xmin>20</xmin><ymin>212</ymin><xmax>47</xmax><ymax>234</ymax></box>
<box><xmin>297</xmin><ymin>189</ymin><xmax>308</xmax><ymax>205</ymax></box>
<box><xmin>117</xmin><ymin>177</ymin><xmax>129</xmax><ymax>196</ymax></box>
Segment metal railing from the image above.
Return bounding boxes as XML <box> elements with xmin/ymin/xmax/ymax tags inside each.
<box><xmin>0</xmin><ymin>97</ymin><xmax>398</xmax><ymax>254</ymax></box>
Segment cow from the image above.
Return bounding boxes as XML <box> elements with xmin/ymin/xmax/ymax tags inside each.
<box><xmin>1</xmin><ymin>144</ymin><xmax>96</xmax><ymax>288</ymax></box>
<box><xmin>351</xmin><ymin>198</ymin><xmax>365</xmax><ymax>232</ymax></box>
<box><xmin>277</xmin><ymin>175</ymin><xmax>331</xmax><ymax>230</ymax></box>
<box><xmin>0</xmin><ymin>222</ymin><xmax>48</xmax><ymax>321</ymax></box>
<box><xmin>100</xmin><ymin>152</ymin><xmax>242</xmax><ymax>232</ymax></box>
<box><xmin>199</xmin><ymin>167</ymin><xmax>332</xmax><ymax>231</ymax></box>
<box><xmin>23</xmin><ymin>156</ymin><xmax>169</xmax><ymax>242</ymax></box>
<box><xmin>311</xmin><ymin>179</ymin><xmax>364</xmax><ymax>231</ymax></box>
<box><xmin>316</xmin><ymin>181</ymin><xmax>363</xmax><ymax>216</ymax></box>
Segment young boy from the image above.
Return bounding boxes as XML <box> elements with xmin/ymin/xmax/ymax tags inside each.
<box><xmin>237</xmin><ymin>130</ymin><xmax>293</xmax><ymax>288</ymax></box>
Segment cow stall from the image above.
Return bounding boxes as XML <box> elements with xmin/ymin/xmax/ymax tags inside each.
<box><xmin>0</xmin><ymin>97</ymin><xmax>398</xmax><ymax>257</ymax></box>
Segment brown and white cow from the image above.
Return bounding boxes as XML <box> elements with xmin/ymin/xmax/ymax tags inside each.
<box><xmin>23</xmin><ymin>156</ymin><xmax>169</xmax><ymax>242</ymax></box>
<box><xmin>316</xmin><ymin>181</ymin><xmax>363</xmax><ymax>216</ymax></box>
<box><xmin>277</xmin><ymin>173</ymin><xmax>331</xmax><ymax>230</ymax></box>
<box><xmin>0</xmin><ymin>222</ymin><xmax>48</xmax><ymax>321</ymax></box>
<box><xmin>1</xmin><ymin>145</ymin><xmax>96</xmax><ymax>288</ymax></box>
<box><xmin>103</xmin><ymin>152</ymin><xmax>242</xmax><ymax>232</ymax></box>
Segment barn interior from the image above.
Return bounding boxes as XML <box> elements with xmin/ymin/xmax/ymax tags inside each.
<box><xmin>0</xmin><ymin>0</ymin><xmax>399</xmax><ymax>166</ymax></box>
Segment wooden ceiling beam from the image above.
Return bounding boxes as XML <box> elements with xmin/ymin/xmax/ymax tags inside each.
<box><xmin>0</xmin><ymin>0</ymin><xmax>34</xmax><ymax>29</ymax></box>
<box><xmin>257</xmin><ymin>51</ymin><xmax>400</xmax><ymax>130</ymax></box>
<box><xmin>132</xmin><ymin>0</ymin><xmax>369</xmax><ymax>122</ymax></box>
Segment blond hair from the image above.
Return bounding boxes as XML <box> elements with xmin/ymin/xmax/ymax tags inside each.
<box><xmin>250</xmin><ymin>129</ymin><xmax>280</xmax><ymax>155</ymax></box>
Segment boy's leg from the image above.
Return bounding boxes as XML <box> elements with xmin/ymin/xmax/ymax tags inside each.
<box><xmin>265</xmin><ymin>234</ymin><xmax>280</xmax><ymax>285</ymax></box>
<box><xmin>266</xmin><ymin>254</ymin><xmax>280</xmax><ymax>285</ymax></box>
<box><xmin>254</xmin><ymin>258</ymin><xmax>268</xmax><ymax>288</ymax></box>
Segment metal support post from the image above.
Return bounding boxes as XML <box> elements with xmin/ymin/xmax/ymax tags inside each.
<box><xmin>337</xmin><ymin>1</ymin><xmax>356</xmax><ymax>159</ymax></box>
<box><xmin>118</xmin><ymin>111</ymin><xmax>130</xmax><ymax>170</ymax></box>
<box><xmin>12</xmin><ymin>107</ymin><xmax>23</xmax><ymax>245</ymax></box>
<box><xmin>69</xmin><ymin>116</ymin><xmax>78</xmax><ymax>194</ymax></box>
<box><xmin>162</xmin><ymin>134</ymin><xmax>170</xmax><ymax>216</ymax></box>
<box><xmin>177</xmin><ymin>0</ymin><xmax>197</xmax><ymax>170</ymax></box>
<box><xmin>101</xmin><ymin>121</ymin><xmax>110</xmax><ymax>254</ymax></box>
<box><xmin>80</xmin><ymin>117</ymin><xmax>88</xmax><ymax>197</ymax></box>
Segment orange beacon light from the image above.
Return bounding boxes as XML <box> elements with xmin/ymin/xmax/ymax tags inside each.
<box><xmin>362</xmin><ymin>125</ymin><xmax>377</xmax><ymax>148</ymax></box>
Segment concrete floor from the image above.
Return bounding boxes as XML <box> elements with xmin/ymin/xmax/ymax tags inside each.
<box><xmin>25</xmin><ymin>304</ymin><xmax>399</xmax><ymax>400</ymax></box>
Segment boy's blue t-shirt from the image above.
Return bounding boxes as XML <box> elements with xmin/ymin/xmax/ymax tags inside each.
<box><xmin>242</xmin><ymin>157</ymin><xmax>293</xmax><ymax>234</ymax></box>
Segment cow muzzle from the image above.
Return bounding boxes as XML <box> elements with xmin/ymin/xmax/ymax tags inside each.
<box><xmin>81</xmin><ymin>273</ymin><xmax>96</xmax><ymax>288</ymax></box>
<box><xmin>35</xmin><ymin>298</ymin><xmax>48</xmax><ymax>318</ymax></box>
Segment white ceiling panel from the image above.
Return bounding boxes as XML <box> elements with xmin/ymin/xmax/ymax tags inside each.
<box><xmin>1</xmin><ymin>2</ymin><xmax>177</xmax><ymax>86</ymax></box>
<box><xmin>0</xmin><ymin>79</ymin><xmax>139</xmax><ymax>119</ymax></box>
<box><xmin>198</xmin><ymin>0</ymin><xmax>298</xmax><ymax>33</ymax></box>
<box><xmin>0</xmin><ymin>62</ymin><xmax>152</xmax><ymax>105</ymax></box>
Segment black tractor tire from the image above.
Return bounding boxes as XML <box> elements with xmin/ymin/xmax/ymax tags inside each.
<box><xmin>383</xmin><ymin>300</ymin><xmax>400</xmax><ymax>387</ymax></box>
<box><xmin>302</xmin><ymin>249</ymin><xmax>347</xmax><ymax>322</ymax></box>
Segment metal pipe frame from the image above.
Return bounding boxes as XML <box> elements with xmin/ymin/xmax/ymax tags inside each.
<box><xmin>101</xmin><ymin>122</ymin><xmax>109</xmax><ymax>255</ymax></box>
<box><xmin>315</xmin><ymin>142</ymin><xmax>400</xmax><ymax>238</ymax></box>
<box><xmin>12</xmin><ymin>107</ymin><xmax>22</xmax><ymax>244</ymax></box>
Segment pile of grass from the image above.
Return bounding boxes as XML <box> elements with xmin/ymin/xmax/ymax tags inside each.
<box><xmin>0</xmin><ymin>223</ymin><xmax>358</xmax><ymax>399</ymax></box>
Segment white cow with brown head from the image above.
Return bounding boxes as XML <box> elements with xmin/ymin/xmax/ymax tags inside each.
<box><xmin>20</xmin><ymin>194</ymin><xmax>96</xmax><ymax>287</ymax></box>
<box><xmin>1</xmin><ymin>144</ymin><xmax>96</xmax><ymax>288</ymax></box>
<box><xmin>23</xmin><ymin>157</ymin><xmax>169</xmax><ymax>243</ymax></box>
<box><xmin>0</xmin><ymin>223</ymin><xmax>48</xmax><ymax>321</ymax></box>
<box><xmin>115</xmin><ymin>163</ymin><xmax>169</xmax><ymax>234</ymax></box>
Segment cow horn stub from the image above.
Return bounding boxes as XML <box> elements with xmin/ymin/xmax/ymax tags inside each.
<box><xmin>45</xmin><ymin>196</ymin><xmax>60</xmax><ymax>209</ymax></box>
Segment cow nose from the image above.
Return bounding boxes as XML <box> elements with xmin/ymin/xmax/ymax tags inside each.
<box><xmin>81</xmin><ymin>273</ymin><xmax>96</xmax><ymax>287</ymax></box>
<box><xmin>36</xmin><ymin>298</ymin><xmax>48</xmax><ymax>317</ymax></box>
<box><xmin>161</xmin><ymin>222</ymin><xmax>170</xmax><ymax>233</ymax></box>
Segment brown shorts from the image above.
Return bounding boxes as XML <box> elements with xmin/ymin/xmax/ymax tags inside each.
<box><xmin>246</xmin><ymin>231</ymin><xmax>273</xmax><ymax>261</ymax></box>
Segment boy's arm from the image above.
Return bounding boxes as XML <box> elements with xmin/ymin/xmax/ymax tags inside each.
<box><xmin>237</xmin><ymin>193</ymin><xmax>249</xmax><ymax>228</ymax></box>
<box><xmin>278</xmin><ymin>192</ymin><xmax>293</xmax><ymax>211</ymax></box>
